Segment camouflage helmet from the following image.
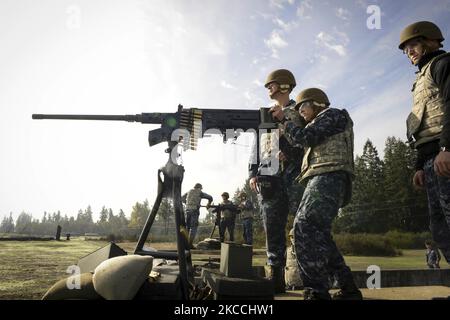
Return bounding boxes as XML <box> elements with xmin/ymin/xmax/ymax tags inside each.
<box><xmin>295</xmin><ymin>88</ymin><xmax>330</xmax><ymax>109</ymax></box>
<box><xmin>399</xmin><ymin>21</ymin><xmax>444</xmax><ymax>50</ymax></box>
<box><xmin>194</xmin><ymin>183</ymin><xmax>202</xmax><ymax>189</ymax></box>
<box><xmin>264</xmin><ymin>69</ymin><xmax>296</xmax><ymax>91</ymax></box>
<box><xmin>221</xmin><ymin>192</ymin><xmax>229</xmax><ymax>198</ymax></box>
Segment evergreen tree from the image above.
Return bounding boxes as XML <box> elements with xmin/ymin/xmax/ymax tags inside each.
<box><xmin>336</xmin><ymin>140</ymin><xmax>387</xmax><ymax>233</ymax></box>
<box><xmin>15</xmin><ymin>211</ymin><xmax>33</xmax><ymax>234</ymax></box>
<box><xmin>129</xmin><ymin>200</ymin><xmax>150</xmax><ymax>229</ymax></box>
<box><xmin>0</xmin><ymin>213</ymin><xmax>15</xmax><ymax>233</ymax></box>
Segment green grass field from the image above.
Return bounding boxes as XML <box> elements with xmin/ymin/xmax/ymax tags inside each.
<box><xmin>0</xmin><ymin>239</ymin><xmax>448</xmax><ymax>299</ymax></box>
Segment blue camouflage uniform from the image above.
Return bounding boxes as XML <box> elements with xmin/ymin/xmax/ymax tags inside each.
<box><xmin>249</xmin><ymin>99</ymin><xmax>305</xmax><ymax>267</ymax></box>
<box><xmin>406</xmin><ymin>50</ymin><xmax>450</xmax><ymax>263</ymax></box>
<box><xmin>284</xmin><ymin>107</ymin><xmax>358</xmax><ymax>297</ymax></box>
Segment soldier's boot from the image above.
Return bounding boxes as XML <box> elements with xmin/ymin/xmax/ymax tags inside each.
<box><xmin>332</xmin><ymin>281</ymin><xmax>363</xmax><ymax>300</ymax></box>
<box><xmin>267</xmin><ymin>266</ymin><xmax>285</xmax><ymax>294</ymax></box>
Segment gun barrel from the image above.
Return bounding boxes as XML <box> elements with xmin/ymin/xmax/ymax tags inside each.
<box><xmin>32</xmin><ymin>114</ymin><xmax>140</xmax><ymax>122</ymax></box>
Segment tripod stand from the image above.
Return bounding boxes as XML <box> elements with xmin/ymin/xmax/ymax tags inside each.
<box><xmin>133</xmin><ymin>141</ymin><xmax>192</xmax><ymax>300</ymax></box>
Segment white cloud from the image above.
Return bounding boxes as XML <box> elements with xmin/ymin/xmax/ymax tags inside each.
<box><xmin>270</xmin><ymin>0</ymin><xmax>296</xmax><ymax>9</ymax></box>
<box><xmin>336</xmin><ymin>7</ymin><xmax>351</xmax><ymax>21</ymax></box>
<box><xmin>253</xmin><ymin>79</ymin><xmax>263</xmax><ymax>87</ymax></box>
<box><xmin>315</xmin><ymin>29</ymin><xmax>349</xmax><ymax>57</ymax></box>
<box><xmin>297</xmin><ymin>0</ymin><xmax>312</xmax><ymax>19</ymax></box>
<box><xmin>220</xmin><ymin>80</ymin><xmax>236</xmax><ymax>89</ymax></box>
<box><xmin>272</xmin><ymin>17</ymin><xmax>298</xmax><ymax>32</ymax></box>
<box><xmin>264</xmin><ymin>30</ymin><xmax>288</xmax><ymax>58</ymax></box>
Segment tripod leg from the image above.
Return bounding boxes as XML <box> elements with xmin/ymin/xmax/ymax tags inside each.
<box><xmin>172</xmin><ymin>178</ymin><xmax>191</xmax><ymax>300</ymax></box>
<box><xmin>134</xmin><ymin>170</ymin><xmax>164</xmax><ymax>254</ymax></box>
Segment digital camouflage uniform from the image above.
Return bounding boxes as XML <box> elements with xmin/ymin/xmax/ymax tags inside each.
<box><xmin>284</xmin><ymin>107</ymin><xmax>358</xmax><ymax>298</ymax></box>
<box><xmin>406</xmin><ymin>50</ymin><xmax>450</xmax><ymax>263</ymax></box>
<box><xmin>249</xmin><ymin>99</ymin><xmax>305</xmax><ymax>267</ymax></box>
<box><xmin>181</xmin><ymin>188</ymin><xmax>213</xmax><ymax>244</ymax></box>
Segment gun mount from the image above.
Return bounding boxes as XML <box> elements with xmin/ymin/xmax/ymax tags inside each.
<box><xmin>32</xmin><ymin>104</ymin><xmax>271</xmax><ymax>300</ymax></box>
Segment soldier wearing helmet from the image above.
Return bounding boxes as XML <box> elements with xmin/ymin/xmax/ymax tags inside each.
<box><xmin>181</xmin><ymin>183</ymin><xmax>213</xmax><ymax>248</ymax></box>
<box><xmin>237</xmin><ymin>191</ymin><xmax>255</xmax><ymax>245</ymax></box>
<box><xmin>217</xmin><ymin>192</ymin><xmax>238</xmax><ymax>242</ymax></box>
<box><xmin>399</xmin><ymin>21</ymin><xmax>450</xmax><ymax>264</ymax></box>
<box><xmin>248</xmin><ymin>69</ymin><xmax>305</xmax><ymax>293</ymax></box>
<box><xmin>272</xmin><ymin>88</ymin><xmax>361</xmax><ymax>300</ymax></box>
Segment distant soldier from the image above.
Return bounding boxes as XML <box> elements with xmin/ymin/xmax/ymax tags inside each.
<box><xmin>272</xmin><ymin>88</ymin><xmax>361</xmax><ymax>300</ymax></box>
<box><xmin>425</xmin><ymin>240</ymin><xmax>441</xmax><ymax>269</ymax></box>
<box><xmin>217</xmin><ymin>192</ymin><xmax>238</xmax><ymax>242</ymax></box>
<box><xmin>399</xmin><ymin>21</ymin><xmax>450</xmax><ymax>265</ymax></box>
<box><xmin>237</xmin><ymin>192</ymin><xmax>254</xmax><ymax>245</ymax></box>
<box><xmin>248</xmin><ymin>69</ymin><xmax>305</xmax><ymax>293</ymax></box>
<box><xmin>182</xmin><ymin>183</ymin><xmax>213</xmax><ymax>248</ymax></box>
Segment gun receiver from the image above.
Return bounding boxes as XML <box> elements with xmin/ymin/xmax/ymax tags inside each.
<box><xmin>33</xmin><ymin>104</ymin><xmax>262</xmax><ymax>150</ymax></box>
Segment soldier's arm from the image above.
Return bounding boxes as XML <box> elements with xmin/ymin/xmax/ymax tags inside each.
<box><xmin>248</xmin><ymin>132</ymin><xmax>259</xmax><ymax>178</ymax></box>
<box><xmin>284</xmin><ymin>109</ymin><xmax>347</xmax><ymax>148</ymax></box>
<box><xmin>201</xmin><ymin>192</ymin><xmax>213</xmax><ymax>203</ymax></box>
<box><xmin>431</xmin><ymin>55</ymin><xmax>450</xmax><ymax>149</ymax></box>
<box><xmin>244</xmin><ymin>199</ymin><xmax>254</xmax><ymax>210</ymax></box>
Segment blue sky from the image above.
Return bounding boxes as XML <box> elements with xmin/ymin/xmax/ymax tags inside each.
<box><xmin>1</xmin><ymin>0</ymin><xmax>450</xmax><ymax>221</ymax></box>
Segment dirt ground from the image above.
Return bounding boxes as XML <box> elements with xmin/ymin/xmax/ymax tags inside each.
<box><xmin>0</xmin><ymin>239</ymin><xmax>449</xmax><ymax>300</ymax></box>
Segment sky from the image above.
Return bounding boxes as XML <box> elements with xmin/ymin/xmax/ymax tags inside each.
<box><xmin>1</xmin><ymin>0</ymin><xmax>450</xmax><ymax>222</ymax></box>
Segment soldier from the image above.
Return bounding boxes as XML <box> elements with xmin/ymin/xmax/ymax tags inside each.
<box><xmin>237</xmin><ymin>192</ymin><xmax>254</xmax><ymax>245</ymax></box>
<box><xmin>181</xmin><ymin>183</ymin><xmax>213</xmax><ymax>248</ymax></box>
<box><xmin>218</xmin><ymin>192</ymin><xmax>237</xmax><ymax>242</ymax></box>
<box><xmin>249</xmin><ymin>69</ymin><xmax>305</xmax><ymax>293</ymax></box>
<box><xmin>399</xmin><ymin>21</ymin><xmax>450</xmax><ymax>264</ymax></box>
<box><xmin>272</xmin><ymin>88</ymin><xmax>361</xmax><ymax>300</ymax></box>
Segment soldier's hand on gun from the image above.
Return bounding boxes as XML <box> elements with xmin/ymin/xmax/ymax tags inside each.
<box><xmin>249</xmin><ymin>177</ymin><xmax>260</xmax><ymax>194</ymax></box>
<box><xmin>277</xmin><ymin>151</ymin><xmax>287</xmax><ymax>162</ymax></box>
<box><xmin>434</xmin><ymin>151</ymin><xmax>450</xmax><ymax>177</ymax></box>
<box><xmin>206</xmin><ymin>201</ymin><xmax>212</xmax><ymax>209</ymax></box>
<box><xmin>413</xmin><ymin>170</ymin><xmax>425</xmax><ymax>190</ymax></box>
<box><xmin>269</xmin><ymin>105</ymin><xmax>285</xmax><ymax>122</ymax></box>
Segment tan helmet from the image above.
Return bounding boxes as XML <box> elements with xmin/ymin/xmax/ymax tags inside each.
<box><xmin>399</xmin><ymin>21</ymin><xmax>444</xmax><ymax>50</ymax></box>
<box><xmin>194</xmin><ymin>183</ymin><xmax>202</xmax><ymax>189</ymax></box>
<box><xmin>264</xmin><ymin>69</ymin><xmax>296</xmax><ymax>92</ymax></box>
<box><xmin>295</xmin><ymin>88</ymin><xmax>330</xmax><ymax>109</ymax></box>
<box><xmin>221</xmin><ymin>192</ymin><xmax>229</xmax><ymax>198</ymax></box>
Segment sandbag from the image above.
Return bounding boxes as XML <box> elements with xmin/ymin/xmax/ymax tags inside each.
<box><xmin>93</xmin><ymin>255</ymin><xmax>153</xmax><ymax>300</ymax></box>
<box><xmin>42</xmin><ymin>272</ymin><xmax>102</xmax><ymax>300</ymax></box>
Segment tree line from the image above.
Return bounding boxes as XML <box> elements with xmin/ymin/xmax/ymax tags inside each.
<box><xmin>0</xmin><ymin>199</ymin><xmax>175</xmax><ymax>239</ymax></box>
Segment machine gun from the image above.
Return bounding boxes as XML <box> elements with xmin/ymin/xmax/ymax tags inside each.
<box><xmin>32</xmin><ymin>104</ymin><xmax>265</xmax><ymax>300</ymax></box>
<box><xmin>33</xmin><ymin>104</ymin><xmax>261</xmax><ymax>150</ymax></box>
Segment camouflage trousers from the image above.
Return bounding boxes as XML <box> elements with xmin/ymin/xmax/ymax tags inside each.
<box><xmin>186</xmin><ymin>209</ymin><xmax>200</xmax><ymax>243</ymax></box>
<box><xmin>242</xmin><ymin>218</ymin><xmax>253</xmax><ymax>245</ymax></box>
<box><xmin>258</xmin><ymin>173</ymin><xmax>304</xmax><ymax>266</ymax></box>
<box><xmin>294</xmin><ymin>172</ymin><xmax>356</xmax><ymax>294</ymax></box>
<box><xmin>424</xmin><ymin>157</ymin><xmax>450</xmax><ymax>263</ymax></box>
